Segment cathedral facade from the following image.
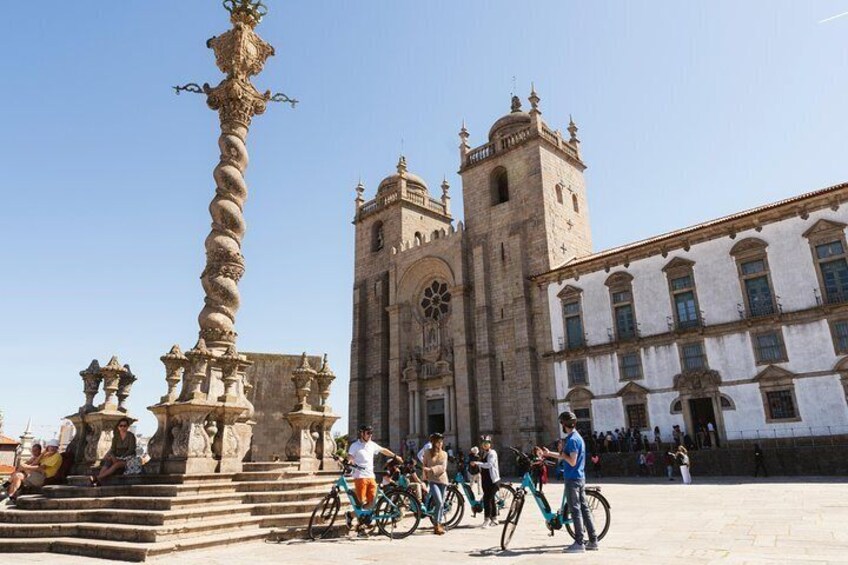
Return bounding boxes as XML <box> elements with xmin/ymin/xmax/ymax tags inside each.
<box><xmin>349</xmin><ymin>91</ymin><xmax>586</xmax><ymax>451</ymax></box>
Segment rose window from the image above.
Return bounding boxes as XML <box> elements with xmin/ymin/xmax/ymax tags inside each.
<box><xmin>421</xmin><ymin>281</ymin><xmax>451</xmax><ymax>320</ymax></box>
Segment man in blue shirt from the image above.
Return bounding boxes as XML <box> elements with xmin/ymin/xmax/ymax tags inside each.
<box><xmin>543</xmin><ymin>411</ymin><xmax>598</xmax><ymax>552</ymax></box>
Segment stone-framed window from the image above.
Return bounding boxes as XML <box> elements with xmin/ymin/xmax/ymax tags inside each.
<box><xmin>663</xmin><ymin>257</ymin><xmax>701</xmax><ymax>330</ymax></box>
<box><xmin>679</xmin><ymin>341</ymin><xmax>708</xmax><ymax>372</ymax></box>
<box><xmin>491</xmin><ymin>166</ymin><xmax>510</xmax><ymax>205</ymax></box>
<box><xmin>625</xmin><ymin>403</ymin><xmax>649</xmax><ymax>430</ymax></box>
<box><xmin>751</xmin><ymin>330</ymin><xmax>788</xmax><ymax>365</ymax></box>
<box><xmin>803</xmin><ymin>219</ymin><xmax>848</xmax><ymax>305</ymax></box>
<box><xmin>670</xmin><ymin>398</ymin><xmax>683</xmax><ymax>414</ymax></box>
<box><xmin>730</xmin><ymin>238</ymin><xmax>777</xmax><ymax>318</ymax></box>
<box><xmin>420</xmin><ymin>280</ymin><xmax>452</xmax><ymax>321</ymax></box>
<box><xmin>829</xmin><ymin>318</ymin><xmax>848</xmax><ymax>355</ymax></box>
<box><xmin>618</xmin><ymin>381</ymin><xmax>650</xmax><ymax>431</ymax></box>
<box><xmin>572</xmin><ymin>193</ymin><xmax>580</xmax><ymax>213</ymax></box>
<box><xmin>719</xmin><ymin>394</ymin><xmax>736</xmax><ymax>410</ymax></box>
<box><xmin>558</xmin><ymin>285</ymin><xmax>585</xmax><ymax>350</ymax></box>
<box><xmin>618</xmin><ymin>351</ymin><xmax>643</xmax><ymax>381</ymax></box>
<box><xmin>372</xmin><ymin>220</ymin><xmax>385</xmax><ymax>252</ymax></box>
<box><xmin>605</xmin><ymin>272</ymin><xmax>637</xmax><ymax>341</ymax></box>
<box><xmin>555</xmin><ymin>183</ymin><xmax>564</xmax><ymax>205</ymax></box>
<box><xmin>567</xmin><ymin>359</ymin><xmax>588</xmax><ymax>387</ymax></box>
<box><xmin>755</xmin><ymin>365</ymin><xmax>801</xmax><ymax>423</ymax></box>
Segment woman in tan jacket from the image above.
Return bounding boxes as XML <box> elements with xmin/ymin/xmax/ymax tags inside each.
<box><xmin>422</xmin><ymin>432</ymin><xmax>449</xmax><ymax>535</ymax></box>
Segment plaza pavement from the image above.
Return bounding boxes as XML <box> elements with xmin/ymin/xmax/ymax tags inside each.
<box><xmin>15</xmin><ymin>476</ymin><xmax>848</xmax><ymax>564</ymax></box>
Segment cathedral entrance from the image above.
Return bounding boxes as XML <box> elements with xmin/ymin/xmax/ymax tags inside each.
<box><xmin>688</xmin><ymin>397</ymin><xmax>717</xmax><ymax>441</ymax></box>
<box><xmin>426</xmin><ymin>398</ymin><xmax>446</xmax><ymax>435</ymax></box>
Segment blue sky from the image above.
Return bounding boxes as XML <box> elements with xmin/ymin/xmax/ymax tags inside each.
<box><xmin>1</xmin><ymin>1</ymin><xmax>847</xmax><ymax>440</ymax></box>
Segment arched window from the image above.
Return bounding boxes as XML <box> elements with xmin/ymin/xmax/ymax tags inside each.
<box><xmin>371</xmin><ymin>221</ymin><xmax>384</xmax><ymax>252</ymax></box>
<box><xmin>491</xmin><ymin>167</ymin><xmax>509</xmax><ymax>205</ymax></box>
<box><xmin>555</xmin><ymin>184</ymin><xmax>564</xmax><ymax>204</ymax></box>
<box><xmin>432</xmin><ymin>230</ymin><xmax>440</xmax><ymax>240</ymax></box>
<box><xmin>414</xmin><ymin>232</ymin><xmax>423</xmax><ymax>246</ymax></box>
<box><xmin>572</xmin><ymin>193</ymin><xmax>579</xmax><ymax>213</ymax></box>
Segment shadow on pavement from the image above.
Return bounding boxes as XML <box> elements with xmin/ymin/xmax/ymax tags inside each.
<box><xmin>469</xmin><ymin>545</ymin><xmax>564</xmax><ymax>558</ymax></box>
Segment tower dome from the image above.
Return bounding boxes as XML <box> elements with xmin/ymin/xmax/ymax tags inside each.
<box><xmin>377</xmin><ymin>155</ymin><xmax>429</xmax><ymax>195</ymax></box>
<box><xmin>488</xmin><ymin>95</ymin><xmax>532</xmax><ymax>141</ymax></box>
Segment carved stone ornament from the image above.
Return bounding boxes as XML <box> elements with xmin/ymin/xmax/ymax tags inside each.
<box><xmin>80</xmin><ymin>360</ymin><xmax>102</xmax><ymax>412</ymax></box>
<box><xmin>117</xmin><ymin>364</ymin><xmax>137</xmax><ymax>412</ymax></box>
<box><xmin>99</xmin><ymin>356</ymin><xmax>127</xmax><ymax>411</ymax></box>
<box><xmin>291</xmin><ymin>353</ymin><xmax>316</xmax><ymax>411</ymax></box>
<box><xmin>160</xmin><ymin>344</ymin><xmax>188</xmax><ymax>403</ymax></box>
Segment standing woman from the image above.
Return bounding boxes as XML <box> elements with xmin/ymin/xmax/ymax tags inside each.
<box><xmin>676</xmin><ymin>445</ymin><xmax>692</xmax><ymax>484</ymax></box>
<box><xmin>422</xmin><ymin>432</ymin><xmax>449</xmax><ymax>535</ymax></box>
<box><xmin>470</xmin><ymin>436</ymin><xmax>501</xmax><ymax>528</ymax></box>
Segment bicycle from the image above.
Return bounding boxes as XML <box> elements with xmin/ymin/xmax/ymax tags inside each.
<box><xmin>500</xmin><ymin>447</ymin><xmax>611</xmax><ymax>551</ymax></box>
<box><xmin>452</xmin><ymin>471</ymin><xmax>516</xmax><ymax>525</ymax></box>
<box><xmin>387</xmin><ymin>463</ymin><xmax>465</xmax><ymax>530</ymax></box>
<box><xmin>307</xmin><ymin>455</ymin><xmax>421</xmax><ymax>540</ymax></box>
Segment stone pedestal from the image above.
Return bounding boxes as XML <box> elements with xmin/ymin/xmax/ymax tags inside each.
<box><xmin>284</xmin><ymin>410</ymin><xmax>322</xmax><ymax>472</ymax></box>
<box><xmin>162</xmin><ymin>402</ymin><xmax>217</xmax><ymax>475</ymax></box>
<box><xmin>317</xmin><ymin>413</ymin><xmax>340</xmax><ymax>469</ymax></box>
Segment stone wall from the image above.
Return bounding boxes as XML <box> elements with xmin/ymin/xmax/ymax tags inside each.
<box><xmin>244</xmin><ymin>353</ymin><xmax>323</xmax><ymax>462</ymax></box>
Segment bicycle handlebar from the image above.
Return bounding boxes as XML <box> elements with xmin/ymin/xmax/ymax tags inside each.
<box><xmin>332</xmin><ymin>454</ymin><xmax>365</xmax><ymax>472</ymax></box>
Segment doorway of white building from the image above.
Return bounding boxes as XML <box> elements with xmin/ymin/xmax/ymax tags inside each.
<box><xmin>688</xmin><ymin>397</ymin><xmax>718</xmax><ymax>443</ymax></box>
<box><xmin>427</xmin><ymin>397</ymin><xmax>446</xmax><ymax>434</ymax></box>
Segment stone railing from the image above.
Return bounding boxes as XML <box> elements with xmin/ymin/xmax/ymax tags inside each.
<box><xmin>466</xmin><ymin>142</ymin><xmax>496</xmax><ymax>166</ymax></box>
<box><xmin>358</xmin><ymin>187</ymin><xmax>447</xmax><ymax>219</ymax></box>
<box><xmin>500</xmin><ymin>127</ymin><xmax>531</xmax><ymax>150</ymax></box>
<box><xmin>463</xmin><ymin>124</ymin><xmax>580</xmax><ymax>170</ymax></box>
<box><xmin>64</xmin><ymin>356</ymin><xmax>138</xmax><ymax>475</ymax></box>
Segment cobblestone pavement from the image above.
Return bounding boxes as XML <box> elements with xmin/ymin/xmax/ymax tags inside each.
<box><xmin>17</xmin><ymin>477</ymin><xmax>848</xmax><ymax>564</ymax></box>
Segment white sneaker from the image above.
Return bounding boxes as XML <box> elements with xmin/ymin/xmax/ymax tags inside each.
<box><xmin>489</xmin><ymin>519</ymin><xmax>499</xmax><ymax>527</ymax></box>
<box><xmin>481</xmin><ymin>520</ymin><xmax>493</xmax><ymax>528</ymax></box>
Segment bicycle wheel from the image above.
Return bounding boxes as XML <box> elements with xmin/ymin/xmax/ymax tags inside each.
<box><xmin>500</xmin><ymin>492</ymin><xmax>524</xmax><ymax>551</ymax></box>
<box><xmin>374</xmin><ymin>488</ymin><xmax>421</xmax><ymax>539</ymax></box>
<box><xmin>442</xmin><ymin>485</ymin><xmax>465</xmax><ymax>530</ymax></box>
<box><xmin>307</xmin><ymin>493</ymin><xmax>340</xmax><ymax>540</ymax></box>
<box><xmin>495</xmin><ymin>483</ymin><xmax>516</xmax><ymax>519</ymax></box>
<box><xmin>565</xmin><ymin>489</ymin><xmax>611</xmax><ymax>541</ymax></box>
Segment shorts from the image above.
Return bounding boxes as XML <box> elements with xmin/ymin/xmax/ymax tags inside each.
<box><xmin>354</xmin><ymin>478</ymin><xmax>378</xmax><ymax>506</ymax></box>
<box><xmin>23</xmin><ymin>471</ymin><xmax>46</xmax><ymax>488</ymax></box>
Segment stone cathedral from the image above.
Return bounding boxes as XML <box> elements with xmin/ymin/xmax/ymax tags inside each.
<box><xmin>349</xmin><ymin>90</ymin><xmax>590</xmax><ymax>452</ymax></box>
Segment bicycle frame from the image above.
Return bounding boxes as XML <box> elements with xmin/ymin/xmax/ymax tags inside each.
<box><xmin>453</xmin><ymin>472</ymin><xmax>484</xmax><ymax>511</ymax></box>
<box><xmin>516</xmin><ymin>471</ymin><xmax>571</xmax><ymax>528</ymax></box>
<box><xmin>335</xmin><ymin>475</ymin><xmax>404</xmax><ymax>521</ymax></box>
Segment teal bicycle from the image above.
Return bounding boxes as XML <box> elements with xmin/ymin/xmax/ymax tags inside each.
<box><xmin>452</xmin><ymin>471</ymin><xmax>516</xmax><ymax>523</ymax></box>
<box><xmin>500</xmin><ymin>447</ymin><xmax>611</xmax><ymax>551</ymax></box>
<box><xmin>388</xmin><ymin>465</ymin><xmax>465</xmax><ymax>530</ymax></box>
<box><xmin>307</xmin><ymin>456</ymin><xmax>421</xmax><ymax>540</ymax></box>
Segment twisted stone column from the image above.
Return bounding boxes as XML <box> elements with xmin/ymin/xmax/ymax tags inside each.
<box><xmin>197</xmin><ymin>4</ymin><xmax>275</xmax><ymax>348</ymax></box>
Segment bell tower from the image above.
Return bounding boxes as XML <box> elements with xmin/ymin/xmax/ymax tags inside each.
<box><xmin>459</xmin><ymin>87</ymin><xmax>592</xmax><ymax>450</ymax></box>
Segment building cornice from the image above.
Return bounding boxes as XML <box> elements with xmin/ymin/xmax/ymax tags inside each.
<box><xmin>532</xmin><ymin>181</ymin><xmax>848</xmax><ymax>285</ymax></box>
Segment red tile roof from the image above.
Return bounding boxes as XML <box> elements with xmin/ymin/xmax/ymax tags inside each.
<box><xmin>0</xmin><ymin>464</ymin><xmax>15</xmax><ymax>475</ymax></box>
<box><xmin>0</xmin><ymin>435</ymin><xmax>20</xmax><ymax>446</ymax></box>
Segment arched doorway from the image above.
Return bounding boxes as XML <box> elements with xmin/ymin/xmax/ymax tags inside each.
<box><xmin>672</xmin><ymin>369</ymin><xmax>725</xmax><ymax>443</ymax></box>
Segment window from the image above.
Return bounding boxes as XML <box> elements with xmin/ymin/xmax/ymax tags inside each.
<box><xmin>670</xmin><ymin>399</ymin><xmax>682</xmax><ymax>414</ymax></box>
<box><xmin>680</xmin><ymin>342</ymin><xmax>707</xmax><ymax>371</ymax></box>
<box><xmin>492</xmin><ymin>167</ymin><xmax>510</xmax><ymax>205</ymax></box>
<box><xmin>625</xmin><ymin>403</ymin><xmax>648</xmax><ymax>430</ymax></box>
<box><xmin>371</xmin><ymin>221</ymin><xmax>384</xmax><ymax>252</ymax></box>
<box><xmin>803</xmin><ymin>219</ymin><xmax>848</xmax><ymax>305</ymax></box>
<box><xmin>731</xmin><ymin>238</ymin><xmax>776</xmax><ymax>318</ymax></box>
<box><xmin>572</xmin><ymin>194</ymin><xmax>579</xmax><ymax>213</ymax></box>
<box><xmin>567</xmin><ymin>359</ymin><xmax>588</xmax><ymax>387</ymax></box>
<box><xmin>619</xmin><ymin>352</ymin><xmax>642</xmax><ymax>380</ymax></box>
<box><xmin>663</xmin><ymin>258</ymin><xmax>701</xmax><ymax>331</ymax></box>
<box><xmin>555</xmin><ymin>184</ymin><xmax>564</xmax><ymax>204</ymax></box>
<box><xmin>558</xmin><ymin>285</ymin><xmax>585</xmax><ymax>350</ymax></box>
<box><xmin>752</xmin><ymin>331</ymin><xmax>787</xmax><ymax>364</ymax></box>
<box><xmin>414</xmin><ymin>232</ymin><xmax>423</xmax><ymax>246</ymax></box>
<box><xmin>765</xmin><ymin>390</ymin><xmax>797</xmax><ymax>420</ymax></box>
<box><xmin>755</xmin><ymin>365</ymin><xmax>801</xmax><ymax>423</ymax></box>
<box><xmin>420</xmin><ymin>280</ymin><xmax>451</xmax><ymax>321</ymax></box>
<box><xmin>830</xmin><ymin>319</ymin><xmax>848</xmax><ymax>354</ymax></box>
<box><xmin>574</xmin><ymin>407</ymin><xmax>592</xmax><ymax>438</ymax></box>
<box><xmin>719</xmin><ymin>395</ymin><xmax>735</xmax><ymax>410</ymax></box>
<box><xmin>605</xmin><ymin>272</ymin><xmax>637</xmax><ymax>341</ymax></box>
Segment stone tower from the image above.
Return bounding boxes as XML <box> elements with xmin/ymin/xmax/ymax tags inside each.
<box><xmin>459</xmin><ymin>87</ymin><xmax>591</xmax><ymax>448</ymax></box>
<box><xmin>350</xmin><ymin>157</ymin><xmax>453</xmax><ymax>443</ymax></box>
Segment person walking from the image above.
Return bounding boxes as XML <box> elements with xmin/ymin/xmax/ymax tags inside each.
<box><xmin>470</xmin><ymin>436</ymin><xmax>500</xmax><ymax>528</ymax></box>
<box><xmin>530</xmin><ymin>447</ymin><xmax>548</xmax><ymax>493</ymax></box>
<box><xmin>543</xmin><ymin>412</ymin><xmax>599</xmax><ymax>552</ymax></box>
<box><xmin>663</xmin><ymin>451</ymin><xmax>675</xmax><ymax>481</ymax></box>
<box><xmin>638</xmin><ymin>451</ymin><xmax>647</xmax><ymax>477</ymax></box>
<box><xmin>645</xmin><ymin>450</ymin><xmax>656</xmax><ymax>477</ymax></box>
<box><xmin>753</xmin><ymin>444</ymin><xmax>768</xmax><ymax>477</ymax></box>
<box><xmin>674</xmin><ymin>446</ymin><xmax>692</xmax><ymax>484</ymax></box>
<box><xmin>707</xmin><ymin>422</ymin><xmax>719</xmax><ymax>448</ymax></box>
<box><xmin>653</xmin><ymin>426</ymin><xmax>662</xmax><ymax>451</ymax></box>
<box><xmin>590</xmin><ymin>453</ymin><xmax>602</xmax><ymax>478</ymax></box>
<box><xmin>422</xmin><ymin>433</ymin><xmax>449</xmax><ymax>535</ymax></box>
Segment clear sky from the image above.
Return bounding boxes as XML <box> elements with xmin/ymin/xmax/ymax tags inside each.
<box><xmin>1</xmin><ymin>1</ymin><xmax>847</xmax><ymax>441</ymax></box>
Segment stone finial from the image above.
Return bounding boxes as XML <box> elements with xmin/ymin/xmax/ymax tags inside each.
<box><xmin>510</xmin><ymin>95</ymin><xmax>522</xmax><ymax>113</ymax></box>
<box><xmin>396</xmin><ymin>155</ymin><xmax>408</xmax><ymax>176</ymax></box>
<box><xmin>183</xmin><ymin>339</ymin><xmax>212</xmax><ymax>401</ymax></box>
<box><xmin>99</xmin><ymin>356</ymin><xmax>126</xmax><ymax>411</ymax></box>
<box><xmin>355</xmin><ymin>178</ymin><xmax>365</xmax><ymax>209</ymax></box>
<box><xmin>219</xmin><ymin>344</ymin><xmax>242</xmax><ymax>403</ymax></box>
<box><xmin>291</xmin><ymin>352</ymin><xmax>316</xmax><ymax>411</ymax></box>
<box><xmin>314</xmin><ymin>354</ymin><xmax>336</xmax><ymax>413</ymax></box>
<box><xmin>441</xmin><ymin>177</ymin><xmax>450</xmax><ymax>198</ymax></box>
<box><xmin>80</xmin><ymin>359</ymin><xmax>102</xmax><ymax>412</ymax></box>
<box><xmin>529</xmin><ymin>83</ymin><xmax>541</xmax><ymax>114</ymax></box>
<box><xmin>160</xmin><ymin>344</ymin><xmax>188</xmax><ymax>403</ymax></box>
<box><xmin>117</xmin><ymin>364</ymin><xmax>137</xmax><ymax>412</ymax></box>
<box><xmin>568</xmin><ymin>115</ymin><xmax>580</xmax><ymax>145</ymax></box>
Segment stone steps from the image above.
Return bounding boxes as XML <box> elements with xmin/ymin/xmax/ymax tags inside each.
<box><xmin>0</xmin><ymin>503</ymin><xmax>254</xmax><ymax>526</ymax></box>
<box><xmin>15</xmin><ymin>492</ymin><xmax>246</xmax><ymax>511</ymax></box>
<box><xmin>242</xmin><ymin>486</ymin><xmax>334</xmax><ymax>504</ymax></box>
<box><xmin>242</xmin><ymin>461</ymin><xmax>298</xmax><ymax>472</ymax></box>
<box><xmin>234</xmin><ymin>477</ymin><xmax>337</xmax><ymax>493</ymax></box>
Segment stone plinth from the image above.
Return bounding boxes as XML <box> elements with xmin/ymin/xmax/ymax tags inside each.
<box><xmin>284</xmin><ymin>410</ymin><xmax>322</xmax><ymax>472</ymax></box>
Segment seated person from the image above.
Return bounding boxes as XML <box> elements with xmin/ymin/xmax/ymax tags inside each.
<box><xmin>91</xmin><ymin>418</ymin><xmax>136</xmax><ymax>486</ymax></box>
<box><xmin>2</xmin><ymin>443</ymin><xmax>43</xmax><ymax>502</ymax></box>
<box><xmin>381</xmin><ymin>457</ymin><xmax>403</xmax><ymax>488</ymax></box>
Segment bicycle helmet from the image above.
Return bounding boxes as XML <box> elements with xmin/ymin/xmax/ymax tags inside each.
<box><xmin>358</xmin><ymin>424</ymin><xmax>373</xmax><ymax>432</ymax></box>
<box><xmin>558</xmin><ymin>411</ymin><xmax>577</xmax><ymax>423</ymax></box>
<box><xmin>429</xmin><ymin>432</ymin><xmax>444</xmax><ymax>440</ymax></box>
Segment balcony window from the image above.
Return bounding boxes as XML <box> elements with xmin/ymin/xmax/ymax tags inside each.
<box><xmin>664</xmin><ymin>258</ymin><xmax>701</xmax><ymax>331</ymax></box>
<box><xmin>605</xmin><ymin>272</ymin><xmax>637</xmax><ymax>341</ymax></box>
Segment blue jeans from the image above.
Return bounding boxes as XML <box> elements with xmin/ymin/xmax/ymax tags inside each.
<box><xmin>428</xmin><ymin>482</ymin><xmax>447</xmax><ymax>524</ymax></box>
<box><xmin>565</xmin><ymin>479</ymin><xmax>597</xmax><ymax>543</ymax></box>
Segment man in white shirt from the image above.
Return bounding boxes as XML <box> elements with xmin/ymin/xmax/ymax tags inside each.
<box><xmin>347</xmin><ymin>424</ymin><xmax>400</xmax><ymax>508</ymax></box>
